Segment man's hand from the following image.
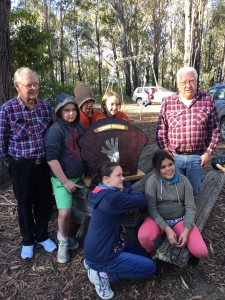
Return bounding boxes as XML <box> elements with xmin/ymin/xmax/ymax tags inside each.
<box><xmin>216</xmin><ymin>163</ymin><xmax>225</xmax><ymax>174</ymax></box>
<box><xmin>200</xmin><ymin>153</ymin><xmax>210</xmax><ymax>166</ymax></box>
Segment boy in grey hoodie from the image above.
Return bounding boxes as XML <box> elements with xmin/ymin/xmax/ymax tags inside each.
<box><xmin>45</xmin><ymin>93</ymin><xmax>86</xmax><ymax>263</ymax></box>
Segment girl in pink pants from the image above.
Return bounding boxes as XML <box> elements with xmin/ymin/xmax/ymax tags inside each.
<box><xmin>138</xmin><ymin>151</ymin><xmax>208</xmax><ymax>260</ymax></box>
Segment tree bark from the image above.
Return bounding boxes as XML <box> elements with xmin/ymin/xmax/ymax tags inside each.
<box><xmin>0</xmin><ymin>0</ymin><xmax>12</xmax><ymax>105</ymax></box>
<box><xmin>221</xmin><ymin>40</ymin><xmax>225</xmax><ymax>82</ymax></box>
<box><xmin>95</xmin><ymin>1</ymin><xmax>102</xmax><ymax>96</ymax></box>
<box><xmin>111</xmin><ymin>0</ymin><xmax>131</xmax><ymax>96</ymax></box>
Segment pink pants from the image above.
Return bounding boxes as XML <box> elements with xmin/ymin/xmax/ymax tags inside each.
<box><xmin>138</xmin><ymin>217</ymin><xmax>208</xmax><ymax>259</ymax></box>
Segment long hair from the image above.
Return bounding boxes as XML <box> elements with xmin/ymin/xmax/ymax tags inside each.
<box><xmin>101</xmin><ymin>91</ymin><xmax>121</xmax><ymax>112</ymax></box>
<box><xmin>90</xmin><ymin>161</ymin><xmax>120</xmax><ymax>191</ymax></box>
<box><xmin>152</xmin><ymin>150</ymin><xmax>175</xmax><ymax>174</ymax></box>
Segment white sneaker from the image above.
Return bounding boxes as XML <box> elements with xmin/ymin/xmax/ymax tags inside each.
<box><xmin>36</xmin><ymin>238</ymin><xmax>57</xmax><ymax>252</ymax></box>
<box><xmin>57</xmin><ymin>241</ymin><xmax>69</xmax><ymax>263</ymax></box>
<box><xmin>21</xmin><ymin>245</ymin><xmax>34</xmax><ymax>259</ymax></box>
<box><xmin>87</xmin><ymin>268</ymin><xmax>114</xmax><ymax>299</ymax></box>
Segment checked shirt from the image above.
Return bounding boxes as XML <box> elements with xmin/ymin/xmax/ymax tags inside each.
<box><xmin>0</xmin><ymin>96</ymin><xmax>53</xmax><ymax>163</ymax></box>
<box><xmin>156</xmin><ymin>90</ymin><xmax>220</xmax><ymax>155</ymax></box>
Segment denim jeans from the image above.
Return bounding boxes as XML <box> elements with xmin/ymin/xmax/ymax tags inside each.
<box><xmin>85</xmin><ymin>243</ymin><xmax>156</xmax><ymax>282</ymax></box>
<box><xmin>173</xmin><ymin>153</ymin><xmax>203</xmax><ymax>196</ymax></box>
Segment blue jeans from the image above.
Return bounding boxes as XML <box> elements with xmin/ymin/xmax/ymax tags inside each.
<box><xmin>85</xmin><ymin>243</ymin><xmax>156</xmax><ymax>282</ymax></box>
<box><xmin>173</xmin><ymin>153</ymin><xmax>203</xmax><ymax>196</ymax></box>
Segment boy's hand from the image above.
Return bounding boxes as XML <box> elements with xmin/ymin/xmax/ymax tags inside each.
<box><xmin>63</xmin><ymin>180</ymin><xmax>83</xmax><ymax>193</ymax></box>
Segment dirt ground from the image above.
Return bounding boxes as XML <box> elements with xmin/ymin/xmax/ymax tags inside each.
<box><xmin>0</xmin><ymin>109</ymin><xmax>225</xmax><ymax>300</ymax></box>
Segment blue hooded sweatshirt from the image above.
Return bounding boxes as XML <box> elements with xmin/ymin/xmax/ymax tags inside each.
<box><xmin>84</xmin><ymin>185</ymin><xmax>148</xmax><ymax>264</ymax></box>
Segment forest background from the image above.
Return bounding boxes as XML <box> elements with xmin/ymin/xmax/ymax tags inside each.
<box><xmin>0</xmin><ymin>0</ymin><xmax>225</xmax><ymax>106</ymax></box>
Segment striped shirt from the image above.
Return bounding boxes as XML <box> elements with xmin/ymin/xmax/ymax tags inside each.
<box><xmin>156</xmin><ymin>90</ymin><xmax>220</xmax><ymax>155</ymax></box>
<box><xmin>0</xmin><ymin>96</ymin><xmax>53</xmax><ymax>163</ymax></box>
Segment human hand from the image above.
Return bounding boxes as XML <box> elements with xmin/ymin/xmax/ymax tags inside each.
<box><xmin>165</xmin><ymin>227</ymin><xmax>179</xmax><ymax>246</ymax></box>
<box><xmin>63</xmin><ymin>180</ymin><xmax>83</xmax><ymax>193</ymax></box>
<box><xmin>200</xmin><ymin>153</ymin><xmax>210</xmax><ymax>166</ymax></box>
<box><xmin>101</xmin><ymin>137</ymin><xmax>120</xmax><ymax>162</ymax></box>
<box><xmin>216</xmin><ymin>163</ymin><xmax>225</xmax><ymax>174</ymax></box>
<box><xmin>176</xmin><ymin>229</ymin><xmax>190</xmax><ymax>248</ymax></box>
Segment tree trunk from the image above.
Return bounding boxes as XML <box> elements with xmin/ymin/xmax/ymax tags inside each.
<box><xmin>116</xmin><ymin>0</ymin><xmax>131</xmax><ymax>96</ymax></box>
<box><xmin>0</xmin><ymin>0</ymin><xmax>12</xmax><ymax>105</ymax></box>
<box><xmin>222</xmin><ymin>40</ymin><xmax>225</xmax><ymax>82</ymax></box>
<box><xmin>184</xmin><ymin>0</ymin><xmax>192</xmax><ymax>66</ymax></box>
<box><xmin>44</xmin><ymin>0</ymin><xmax>54</xmax><ymax>82</ymax></box>
<box><xmin>60</xmin><ymin>0</ymin><xmax>64</xmax><ymax>85</ymax></box>
<box><xmin>95</xmin><ymin>2</ymin><xmax>102</xmax><ymax>96</ymax></box>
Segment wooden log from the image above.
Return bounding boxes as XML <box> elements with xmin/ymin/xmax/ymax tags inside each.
<box><xmin>156</xmin><ymin>170</ymin><xmax>225</xmax><ymax>268</ymax></box>
<box><xmin>76</xmin><ymin>215</ymin><xmax>91</xmax><ymax>240</ymax></box>
<box><xmin>137</xmin><ymin>144</ymin><xmax>159</xmax><ymax>174</ymax></box>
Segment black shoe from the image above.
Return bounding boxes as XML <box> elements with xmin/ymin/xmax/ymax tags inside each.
<box><xmin>189</xmin><ymin>255</ymin><xmax>200</xmax><ymax>266</ymax></box>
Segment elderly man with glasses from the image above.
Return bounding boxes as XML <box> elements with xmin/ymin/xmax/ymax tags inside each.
<box><xmin>156</xmin><ymin>66</ymin><xmax>220</xmax><ymax>195</ymax></box>
<box><xmin>0</xmin><ymin>67</ymin><xmax>56</xmax><ymax>259</ymax></box>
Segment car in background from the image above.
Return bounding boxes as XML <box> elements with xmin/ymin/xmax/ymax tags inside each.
<box><xmin>132</xmin><ymin>86</ymin><xmax>174</xmax><ymax>106</ymax></box>
<box><xmin>208</xmin><ymin>82</ymin><xmax>225</xmax><ymax>140</ymax></box>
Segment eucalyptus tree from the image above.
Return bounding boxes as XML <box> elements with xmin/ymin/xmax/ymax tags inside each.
<box><xmin>10</xmin><ymin>7</ymin><xmax>52</xmax><ymax>78</ymax></box>
<box><xmin>183</xmin><ymin>0</ymin><xmax>207</xmax><ymax>76</ymax></box>
<box><xmin>0</xmin><ymin>0</ymin><xmax>11</xmax><ymax>105</ymax></box>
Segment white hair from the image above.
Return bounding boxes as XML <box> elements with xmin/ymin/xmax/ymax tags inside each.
<box><xmin>14</xmin><ymin>67</ymin><xmax>38</xmax><ymax>83</ymax></box>
<box><xmin>176</xmin><ymin>67</ymin><xmax>198</xmax><ymax>82</ymax></box>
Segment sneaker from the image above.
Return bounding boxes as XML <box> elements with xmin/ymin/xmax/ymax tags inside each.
<box><xmin>56</xmin><ymin>236</ymin><xmax>79</xmax><ymax>250</ymax></box>
<box><xmin>84</xmin><ymin>259</ymin><xmax>90</xmax><ymax>270</ymax></box>
<box><xmin>87</xmin><ymin>268</ymin><xmax>114</xmax><ymax>299</ymax></box>
<box><xmin>21</xmin><ymin>245</ymin><xmax>34</xmax><ymax>259</ymax></box>
<box><xmin>57</xmin><ymin>241</ymin><xmax>69</xmax><ymax>263</ymax></box>
<box><xmin>36</xmin><ymin>238</ymin><xmax>57</xmax><ymax>252</ymax></box>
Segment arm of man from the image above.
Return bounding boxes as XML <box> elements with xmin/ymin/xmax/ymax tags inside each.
<box><xmin>0</xmin><ymin>107</ymin><xmax>10</xmax><ymax>164</ymax></box>
<box><xmin>156</xmin><ymin>101</ymin><xmax>170</xmax><ymax>151</ymax></box>
<box><xmin>47</xmin><ymin>160</ymin><xmax>82</xmax><ymax>193</ymax></box>
<box><xmin>201</xmin><ymin>96</ymin><xmax>220</xmax><ymax>166</ymax></box>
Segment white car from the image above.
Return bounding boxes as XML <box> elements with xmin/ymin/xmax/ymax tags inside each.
<box><xmin>132</xmin><ymin>86</ymin><xmax>174</xmax><ymax>106</ymax></box>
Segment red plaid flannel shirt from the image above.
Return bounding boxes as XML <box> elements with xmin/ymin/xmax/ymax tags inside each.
<box><xmin>156</xmin><ymin>90</ymin><xmax>220</xmax><ymax>155</ymax></box>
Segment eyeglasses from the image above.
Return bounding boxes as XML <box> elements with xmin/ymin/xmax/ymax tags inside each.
<box><xmin>179</xmin><ymin>79</ymin><xmax>196</xmax><ymax>87</ymax></box>
<box><xmin>18</xmin><ymin>82</ymin><xmax>39</xmax><ymax>89</ymax></box>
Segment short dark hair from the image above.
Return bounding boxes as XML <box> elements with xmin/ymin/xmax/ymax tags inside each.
<box><xmin>90</xmin><ymin>161</ymin><xmax>120</xmax><ymax>190</ymax></box>
<box><xmin>152</xmin><ymin>150</ymin><xmax>174</xmax><ymax>174</ymax></box>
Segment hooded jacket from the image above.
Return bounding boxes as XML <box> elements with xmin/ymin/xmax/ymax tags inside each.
<box><xmin>145</xmin><ymin>172</ymin><xmax>196</xmax><ymax>231</ymax></box>
<box><xmin>44</xmin><ymin>93</ymin><xmax>86</xmax><ymax>178</ymax></box>
<box><xmin>74</xmin><ymin>83</ymin><xmax>102</xmax><ymax>130</ymax></box>
<box><xmin>84</xmin><ymin>185</ymin><xmax>148</xmax><ymax>264</ymax></box>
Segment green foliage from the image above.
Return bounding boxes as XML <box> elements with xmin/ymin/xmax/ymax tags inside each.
<box><xmin>199</xmin><ymin>67</ymin><xmax>217</xmax><ymax>91</ymax></box>
<box><xmin>10</xmin><ymin>24</ymin><xmax>52</xmax><ymax>76</ymax></box>
<box><xmin>10</xmin><ymin>8</ymin><xmax>52</xmax><ymax>77</ymax></box>
<box><xmin>38</xmin><ymin>81</ymin><xmax>77</xmax><ymax>108</ymax></box>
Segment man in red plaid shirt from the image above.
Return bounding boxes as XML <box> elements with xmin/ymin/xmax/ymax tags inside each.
<box><xmin>156</xmin><ymin>67</ymin><xmax>220</xmax><ymax>195</ymax></box>
<box><xmin>0</xmin><ymin>67</ymin><xmax>56</xmax><ymax>259</ymax></box>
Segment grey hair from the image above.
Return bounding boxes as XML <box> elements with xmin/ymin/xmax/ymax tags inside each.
<box><xmin>14</xmin><ymin>67</ymin><xmax>38</xmax><ymax>83</ymax></box>
<box><xmin>176</xmin><ymin>67</ymin><xmax>198</xmax><ymax>82</ymax></box>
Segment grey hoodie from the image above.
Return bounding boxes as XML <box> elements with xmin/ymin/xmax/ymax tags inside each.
<box><xmin>44</xmin><ymin>93</ymin><xmax>86</xmax><ymax>178</ymax></box>
<box><xmin>145</xmin><ymin>172</ymin><xmax>196</xmax><ymax>231</ymax></box>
